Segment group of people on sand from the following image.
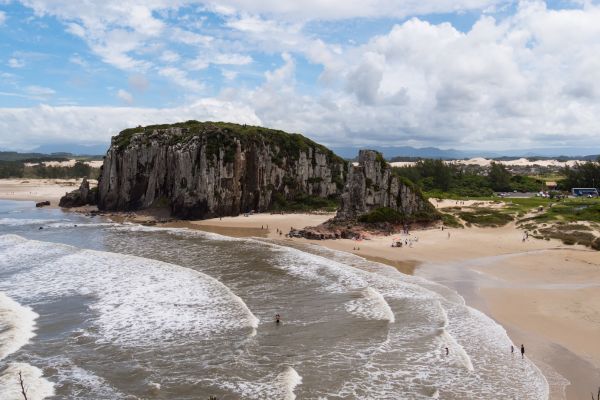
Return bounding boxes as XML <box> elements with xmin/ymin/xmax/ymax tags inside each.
<box><xmin>443</xmin><ymin>344</ymin><xmax>526</xmax><ymax>359</ymax></box>
<box><xmin>511</xmin><ymin>344</ymin><xmax>526</xmax><ymax>358</ymax></box>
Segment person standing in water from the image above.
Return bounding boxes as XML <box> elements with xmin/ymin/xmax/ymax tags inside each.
<box><xmin>520</xmin><ymin>344</ymin><xmax>525</xmax><ymax>359</ymax></box>
<box><xmin>275</xmin><ymin>314</ymin><xmax>281</xmax><ymax>324</ymax></box>
<box><xmin>511</xmin><ymin>345</ymin><xmax>514</xmax><ymax>354</ymax></box>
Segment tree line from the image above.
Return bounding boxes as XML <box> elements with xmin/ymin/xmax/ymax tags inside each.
<box><xmin>0</xmin><ymin>160</ymin><xmax>100</xmax><ymax>179</ymax></box>
<box><xmin>557</xmin><ymin>159</ymin><xmax>600</xmax><ymax>191</ymax></box>
<box><xmin>392</xmin><ymin>160</ymin><xmax>543</xmax><ymax>197</ymax></box>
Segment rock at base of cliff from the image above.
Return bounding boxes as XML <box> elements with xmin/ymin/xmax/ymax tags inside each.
<box><xmin>59</xmin><ymin>178</ymin><xmax>98</xmax><ymax>208</ymax></box>
<box><xmin>35</xmin><ymin>201</ymin><xmax>51</xmax><ymax>207</ymax></box>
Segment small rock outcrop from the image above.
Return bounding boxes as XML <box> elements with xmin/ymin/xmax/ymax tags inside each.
<box><xmin>35</xmin><ymin>201</ymin><xmax>50</xmax><ymax>207</ymax></box>
<box><xmin>59</xmin><ymin>178</ymin><xmax>97</xmax><ymax>208</ymax></box>
<box><xmin>336</xmin><ymin>150</ymin><xmax>438</xmax><ymax>222</ymax></box>
<box><xmin>97</xmin><ymin>121</ymin><xmax>347</xmax><ymax>219</ymax></box>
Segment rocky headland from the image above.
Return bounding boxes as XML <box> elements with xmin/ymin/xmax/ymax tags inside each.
<box><xmin>95</xmin><ymin>121</ymin><xmax>347</xmax><ymax>219</ymax></box>
<box><xmin>60</xmin><ymin>121</ymin><xmax>437</xmax><ymax>230</ymax></box>
<box><xmin>290</xmin><ymin>149</ymin><xmax>440</xmax><ymax>239</ymax></box>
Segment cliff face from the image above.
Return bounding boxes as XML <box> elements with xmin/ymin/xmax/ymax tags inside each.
<box><xmin>336</xmin><ymin>150</ymin><xmax>437</xmax><ymax>221</ymax></box>
<box><xmin>97</xmin><ymin>122</ymin><xmax>346</xmax><ymax>219</ymax></box>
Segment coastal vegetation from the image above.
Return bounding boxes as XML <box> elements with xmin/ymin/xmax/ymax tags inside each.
<box><xmin>557</xmin><ymin>158</ymin><xmax>600</xmax><ymax>190</ymax></box>
<box><xmin>270</xmin><ymin>192</ymin><xmax>339</xmax><ymax>212</ymax></box>
<box><xmin>392</xmin><ymin>159</ymin><xmax>544</xmax><ymax>198</ymax></box>
<box><xmin>357</xmin><ymin>206</ymin><xmax>440</xmax><ymax>225</ymax></box>
<box><xmin>436</xmin><ymin>196</ymin><xmax>600</xmax><ymax>249</ymax></box>
<box><xmin>0</xmin><ymin>159</ymin><xmax>100</xmax><ymax>179</ymax></box>
<box><xmin>113</xmin><ymin>120</ymin><xmax>346</xmax><ymax>166</ymax></box>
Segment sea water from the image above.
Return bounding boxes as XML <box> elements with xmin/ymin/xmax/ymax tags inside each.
<box><xmin>0</xmin><ymin>200</ymin><xmax>548</xmax><ymax>399</ymax></box>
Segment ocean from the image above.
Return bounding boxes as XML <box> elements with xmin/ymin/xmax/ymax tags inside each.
<box><xmin>0</xmin><ymin>199</ymin><xmax>548</xmax><ymax>399</ymax></box>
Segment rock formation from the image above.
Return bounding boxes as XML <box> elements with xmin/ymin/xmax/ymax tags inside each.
<box><xmin>59</xmin><ymin>178</ymin><xmax>97</xmax><ymax>208</ymax></box>
<box><xmin>96</xmin><ymin>121</ymin><xmax>347</xmax><ymax>219</ymax></box>
<box><xmin>335</xmin><ymin>150</ymin><xmax>438</xmax><ymax>222</ymax></box>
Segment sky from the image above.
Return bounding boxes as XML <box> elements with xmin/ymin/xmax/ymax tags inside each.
<box><xmin>1</xmin><ymin>0</ymin><xmax>600</xmax><ymax>154</ymax></box>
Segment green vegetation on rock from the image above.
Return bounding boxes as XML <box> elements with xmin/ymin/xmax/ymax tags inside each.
<box><xmin>112</xmin><ymin>120</ymin><xmax>346</xmax><ymax>167</ymax></box>
<box><xmin>358</xmin><ymin>206</ymin><xmax>440</xmax><ymax>224</ymax></box>
<box><xmin>270</xmin><ymin>192</ymin><xmax>339</xmax><ymax>212</ymax></box>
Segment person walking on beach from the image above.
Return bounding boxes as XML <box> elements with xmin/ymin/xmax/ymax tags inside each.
<box><xmin>520</xmin><ymin>344</ymin><xmax>525</xmax><ymax>359</ymax></box>
<box><xmin>511</xmin><ymin>345</ymin><xmax>514</xmax><ymax>354</ymax></box>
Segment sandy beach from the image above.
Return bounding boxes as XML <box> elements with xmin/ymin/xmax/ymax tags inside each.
<box><xmin>190</xmin><ymin>212</ymin><xmax>600</xmax><ymax>400</ymax></box>
<box><xmin>0</xmin><ymin>178</ymin><xmax>96</xmax><ymax>206</ymax></box>
<box><xmin>2</xmin><ymin>180</ymin><xmax>598</xmax><ymax>399</ymax></box>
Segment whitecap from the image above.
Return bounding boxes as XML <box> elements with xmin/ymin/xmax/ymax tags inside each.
<box><xmin>0</xmin><ymin>292</ymin><xmax>38</xmax><ymax>361</ymax></box>
<box><xmin>0</xmin><ymin>235</ymin><xmax>259</xmax><ymax>346</ymax></box>
<box><xmin>0</xmin><ymin>362</ymin><xmax>55</xmax><ymax>400</ymax></box>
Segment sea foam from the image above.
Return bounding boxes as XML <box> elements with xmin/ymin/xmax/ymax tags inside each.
<box><xmin>0</xmin><ymin>292</ymin><xmax>38</xmax><ymax>361</ymax></box>
<box><xmin>345</xmin><ymin>287</ymin><xmax>395</xmax><ymax>323</ymax></box>
<box><xmin>0</xmin><ymin>234</ymin><xmax>259</xmax><ymax>346</ymax></box>
<box><xmin>0</xmin><ymin>363</ymin><xmax>55</xmax><ymax>400</ymax></box>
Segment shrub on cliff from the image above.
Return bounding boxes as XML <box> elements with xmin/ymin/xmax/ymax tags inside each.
<box><xmin>358</xmin><ymin>207</ymin><xmax>406</xmax><ymax>224</ymax></box>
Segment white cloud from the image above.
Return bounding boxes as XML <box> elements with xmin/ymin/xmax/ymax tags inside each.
<box><xmin>0</xmin><ymin>101</ymin><xmax>261</xmax><ymax>150</ymax></box>
<box><xmin>117</xmin><ymin>89</ymin><xmax>133</xmax><ymax>104</ymax></box>
<box><xmin>7</xmin><ymin>58</ymin><xmax>25</xmax><ymax>68</ymax></box>
<box><xmin>213</xmin><ymin>3</ymin><xmax>600</xmax><ymax>151</ymax></box>
<box><xmin>160</xmin><ymin>50</ymin><xmax>181</xmax><ymax>63</ymax></box>
<box><xmin>221</xmin><ymin>70</ymin><xmax>238</xmax><ymax>81</ymax></box>
<box><xmin>213</xmin><ymin>53</ymin><xmax>252</xmax><ymax>65</ymax></box>
<box><xmin>158</xmin><ymin>67</ymin><xmax>204</xmax><ymax>91</ymax></box>
<box><xmin>8</xmin><ymin>0</ymin><xmax>600</xmax><ymax>152</ymax></box>
<box><xmin>0</xmin><ymin>10</ymin><xmax>6</xmax><ymax>25</ymax></box>
<box><xmin>208</xmin><ymin>0</ymin><xmax>505</xmax><ymax>20</ymax></box>
<box><xmin>24</xmin><ymin>85</ymin><xmax>55</xmax><ymax>97</ymax></box>
<box><xmin>170</xmin><ymin>27</ymin><xmax>213</xmax><ymax>46</ymax></box>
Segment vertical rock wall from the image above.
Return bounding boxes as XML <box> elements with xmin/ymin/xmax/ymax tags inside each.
<box><xmin>97</xmin><ymin>123</ymin><xmax>346</xmax><ymax>219</ymax></box>
<box><xmin>337</xmin><ymin>150</ymin><xmax>437</xmax><ymax>221</ymax></box>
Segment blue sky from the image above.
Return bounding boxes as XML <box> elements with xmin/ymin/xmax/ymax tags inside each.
<box><xmin>1</xmin><ymin>0</ymin><xmax>600</xmax><ymax>154</ymax></box>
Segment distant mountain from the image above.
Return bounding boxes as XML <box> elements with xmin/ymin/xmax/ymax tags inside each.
<box><xmin>0</xmin><ymin>150</ymin><xmax>104</xmax><ymax>162</ymax></box>
<box><xmin>33</xmin><ymin>143</ymin><xmax>108</xmax><ymax>156</ymax></box>
<box><xmin>329</xmin><ymin>146</ymin><xmax>600</xmax><ymax>160</ymax></box>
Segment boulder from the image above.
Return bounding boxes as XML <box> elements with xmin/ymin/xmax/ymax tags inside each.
<box><xmin>59</xmin><ymin>178</ymin><xmax>97</xmax><ymax>208</ymax></box>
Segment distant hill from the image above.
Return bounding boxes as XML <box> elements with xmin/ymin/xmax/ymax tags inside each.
<box><xmin>33</xmin><ymin>143</ymin><xmax>108</xmax><ymax>156</ymax></box>
<box><xmin>330</xmin><ymin>145</ymin><xmax>600</xmax><ymax>160</ymax></box>
<box><xmin>0</xmin><ymin>151</ymin><xmax>104</xmax><ymax>162</ymax></box>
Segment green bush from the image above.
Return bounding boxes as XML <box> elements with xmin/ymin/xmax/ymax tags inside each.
<box><xmin>358</xmin><ymin>207</ymin><xmax>405</xmax><ymax>224</ymax></box>
<box><xmin>458</xmin><ymin>208</ymin><xmax>514</xmax><ymax>227</ymax></box>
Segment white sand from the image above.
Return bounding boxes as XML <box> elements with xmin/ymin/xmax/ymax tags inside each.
<box><xmin>0</xmin><ymin>178</ymin><xmax>97</xmax><ymax>205</ymax></box>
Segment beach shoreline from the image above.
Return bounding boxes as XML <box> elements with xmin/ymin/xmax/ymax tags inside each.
<box><xmin>177</xmin><ymin>213</ymin><xmax>600</xmax><ymax>400</ymax></box>
<box><xmin>1</xmin><ymin>178</ymin><xmax>598</xmax><ymax>399</ymax></box>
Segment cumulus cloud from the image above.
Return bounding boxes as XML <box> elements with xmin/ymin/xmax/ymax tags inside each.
<box><xmin>209</xmin><ymin>3</ymin><xmax>600</xmax><ymax>151</ymax></box>
<box><xmin>158</xmin><ymin>67</ymin><xmax>204</xmax><ymax>91</ymax></box>
<box><xmin>6</xmin><ymin>0</ymin><xmax>600</xmax><ymax>152</ymax></box>
<box><xmin>117</xmin><ymin>89</ymin><xmax>133</xmax><ymax>104</ymax></box>
<box><xmin>0</xmin><ymin>101</ymin><xmax>261</xmax><ymax>150</ymax></box>
<box><xmin>207</xmin><ymin>0</ymin><xmax>505</xmax><ymax>20</ymax></box>
<box><xmin>7</xmin><ymin>58</ymin><xmax>25</xmax><ymax>68</ymax></box>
